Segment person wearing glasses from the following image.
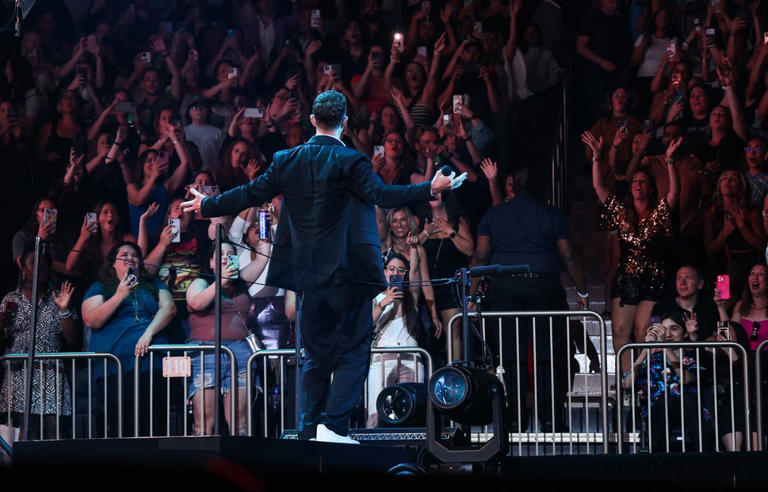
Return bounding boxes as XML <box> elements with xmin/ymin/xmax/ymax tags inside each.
<box><xmin>744</xmin><ymin>139</ymin><xmax>768</xmax><ymax>206</ymax></box>
<box><xmin>366</xmin><ymin>252</ymin><xmax>424</xmax><ymax>427</ymax></box>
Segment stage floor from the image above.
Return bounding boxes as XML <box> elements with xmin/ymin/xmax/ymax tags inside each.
<box><xmin>7</xmin><ymin>435</ymin><xmax>768</xmax><ymax>489</ymax></box>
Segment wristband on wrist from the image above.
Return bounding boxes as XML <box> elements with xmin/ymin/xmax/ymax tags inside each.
<box><xmin>58</xmin><ymin>310</ymin><xmax>72</xmax><ymax>319</ymax></box>
<box><xmin>576</xmin><ymin>291</ymin><xmax>589</xmax><ymax>299</ymax></box>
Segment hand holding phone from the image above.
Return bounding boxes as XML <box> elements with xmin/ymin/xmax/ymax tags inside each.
<box><xmin>716</xmin><ymin>274</ymin><xmax>730</xmax><ymax>300</ymax></box>
<box><xmin>717</xmin><ymin>321</ymin><xmax>730</xmax><ymax>340</ymax></box>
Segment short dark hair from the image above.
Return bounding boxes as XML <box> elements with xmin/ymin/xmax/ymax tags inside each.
<box><xmin>312</xmin><ymin>90</ymin><xmax>347</xmax><ymax>130</ymax></box>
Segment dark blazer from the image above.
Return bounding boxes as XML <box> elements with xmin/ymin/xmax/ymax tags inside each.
<box><xmin>201</xmin><ymin>135</ymin><xmax>432</xmax><ymax>299</ymax></box>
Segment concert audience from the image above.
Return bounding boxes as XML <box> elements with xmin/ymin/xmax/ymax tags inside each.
<box><xmin>5</xmin><ymin>0</ymin><xmax>768</xmax><ymax>450</ymax></box>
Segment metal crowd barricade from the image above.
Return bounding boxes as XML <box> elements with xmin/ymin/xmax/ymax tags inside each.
<box><xmin>245</xmin><ymin>347</ymin><xmax>433</xmax><ymax>438</ymax></box>
<box><xmin>753</xmin><ymin>339</ymin><xmax>768</xmax><ymax>450</ymax></box>
<box><xmin>133</xmin><ymin>344</ymin><xmax>236</xmax><ymax>437</ymax></box>
<box><xmin>0</xmin><ymin>352</ymin><xmax>122</xmax><ymax>440</ymax></box>
<box><xmin>616</xmin><ymin>341</ymin><xmax>750</xmax><ymax>454</ymax></box>
<box><xmin>447</xmin><ymin>310</ymin><xmax>610</xmax><ymax>456</ymax></box>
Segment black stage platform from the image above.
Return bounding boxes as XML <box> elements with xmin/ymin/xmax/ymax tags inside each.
<box><xmin>7</xmin><ymin>436</ymin><xmax>768</xmax><ymax>490</ymax></box>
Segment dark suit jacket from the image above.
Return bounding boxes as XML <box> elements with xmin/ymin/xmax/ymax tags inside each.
<box><xmin>201</xmin><ymin>135</ymin><xmax>432</xmax><ymax>299</ymax></box>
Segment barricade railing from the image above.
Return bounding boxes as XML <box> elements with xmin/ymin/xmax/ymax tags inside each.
<box><xmin>616</xmin><ymin>342</ymin><xmax>750</xmax><ymax>454</ymax></box>
<box><xmin>447</xmin><ymin>310</ymin><xmax>610</xmax><ymax>455</ymax></box>
<box><xmin>752</xmin><ymin>339</ymin><xmax>768</xmax><ymax>450</ymax></box>
<box><xmin>0</xmin><ymin>352</ymin><xmax>122</xmax><ymax>441</ymax></box>
<box><xmin>133</xmin><ymin>344</ymin><xmax>236</xmax><ymax>437</ymax></box>
<box><xmin>245</xmin><ymin>347</ymin><xmax>433</xmax><ymax>437</ymax></box>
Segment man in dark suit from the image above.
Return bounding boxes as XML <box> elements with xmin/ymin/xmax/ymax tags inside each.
<box><xmin>182</xmin><ymin>91</ymin><xmax>463</xmax><ymax>443</ymax></box>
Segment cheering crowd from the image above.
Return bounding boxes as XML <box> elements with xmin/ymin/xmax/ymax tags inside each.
<box><xmin>0</xmin><ymin>0</ymin><xmax>570</xmax><ymax>442</ymax></box>
<box><xmin>6</xmin><ymin>0</ymin><xmax>768</xmax><ymax>453</ymax></box>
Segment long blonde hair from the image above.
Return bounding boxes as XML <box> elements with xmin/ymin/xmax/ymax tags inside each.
<box><xmin>381</xmin><ymin>207</ymin><xmax>419</xmax><ymax>252</ymax></box>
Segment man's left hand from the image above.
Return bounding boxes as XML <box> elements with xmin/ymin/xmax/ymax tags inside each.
<box><xmin>181</xmin><ymin>189</ymin><xmax>205</xmax><ymax>216</ymax></box>
<box><xmin>430</xmin><ymin>169</ymin><xmax>467</xmax><ymax>194</ymax></box>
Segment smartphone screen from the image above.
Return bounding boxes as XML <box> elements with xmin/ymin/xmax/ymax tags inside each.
<box><xmin>717</xmin><ymin>321</ymin><xmax>730</xmax><ymax>340</ymax></box>
<box><xmin>169</xmin><ymin>218</ymin><xmax>180</xmax><ymax>243</ymax></box>
<box><xmin>310</xmin><ymin>9</ymin><xmax>321</xmax><ymax>28</ymax></box>
<box><xmin>43</xmin><ymin>208</ymin><xmax>58</xmax><ymax>229</ymax></box>
<box><xmin>452</xmin><ymin>94</ymin><xmax>463</xmax><ymax>114</ymax></box>
<box><xmin>373</xmin><ymin>145</ymin><xmax>384</xmax><ymax>158</ymax></box>
<box><xmin>389</xmin><ymin>274</ymin><xmax>403</xmax><ymax>291</ymax></box>
<box><xmin>86</xmin><ymin>212</ymin><xmax>97</xmax><ymax>227</ymax></box>
<box><xmin>244</xmin><ymin>107</ymin><xmax>264</xmax><ymax>118</ymax></box>
<box><xmin>227</xmin><ymin>254</ymin><xmax>239</xmax><ymax>279</ymax></box>
<box><xmin>716</xmin><ymin>274</ymin><xmax>730</xmax><ymax>299</ymax></box>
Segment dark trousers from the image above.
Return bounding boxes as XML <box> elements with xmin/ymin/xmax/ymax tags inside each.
<box><xmin>296</xmin><ymin>284</ymin><xmax>373</xmax><ymax>439</ymax></box>
<box><xmin>486</xmin><ymin>275</ymin><xmax>569</xmax><ymax>430</ymax></box>
<box><xmin>648</xmin><ymin>395</ymin><xmax>715</xmax><ymax>452</ymax></box>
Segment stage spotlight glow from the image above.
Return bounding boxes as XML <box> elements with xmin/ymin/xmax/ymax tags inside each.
<box><xmin>376</xmin><ymin>382</ymin><xmax>426</xmax><ymax>427</ymax></box>
<box><xmin>427</xmin><ymin>364</ymin><xmax>498</xmax><ymax>425</ymax></box>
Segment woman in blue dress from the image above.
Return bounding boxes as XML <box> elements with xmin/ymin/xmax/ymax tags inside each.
<box><xmin>81</xmin><ymin>241</ymin><xmax>177</xmax><ymax>436</ymax></box>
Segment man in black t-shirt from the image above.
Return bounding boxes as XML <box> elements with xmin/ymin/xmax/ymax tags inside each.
<box><xmin>470</xmin><ymin>168</ymin><xmax>588</xmax><ymax>432</ymax></box>
<box><xmin>652</xmin><ymin>264</ymin><xmax>718</xmax><ymax>341</ymax></box>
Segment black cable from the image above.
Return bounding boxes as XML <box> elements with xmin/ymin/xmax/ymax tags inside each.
<box><xmin>68</xmin><ymin>242</ymin><xmax>456</xmax><ymax>292</ymax></box>
<box><xmin>226</xmin><ymin>238</ymin><xmax>457</xmax><ymax>289</ymax></box>
<box><xmin>453</xmin><ymin>273</ymin><xmax>496</xmax><ymax>368</ymax></box>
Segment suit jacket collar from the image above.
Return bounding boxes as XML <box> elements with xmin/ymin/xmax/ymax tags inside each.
<box><xmin>308</xmin><ymin>134</ymin><xmax>346</xmax><ymax>147</ymax></box>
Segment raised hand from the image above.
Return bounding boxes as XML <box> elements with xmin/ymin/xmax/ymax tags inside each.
<box><xmin>53</xmin><ymin>281</ymin><xmax>75</xmax><ymax>312</ymax></box>
<box><xmin>580</xmin><ymin>130</ymin><xmax>604</xmax><ymax>157</ymax></box>
<box><xmin>140</xmin><ymin>201</ymin><xmax>160</xmax><ymax>221</ymax></box>
<box><xmin>434</xmin><ymin>32</ymin><xmax>447</xmax><ymax>55</ymax></box>
<box><xmin>480</xmin><ymin>158</ymin><xmax>498</xmax><ymax>181</ymax></box>
<box><xmin>77</xmin><ymin>215</ymin><xmax>98</xmax><ymax>243</ymax></box>
<box><xmin>665</xmin><ymin>136</ymin><xmax>683</xmax><ymax>160</ymax></box>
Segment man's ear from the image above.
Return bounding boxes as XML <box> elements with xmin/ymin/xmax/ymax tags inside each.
<box><xmin>341</xmin><ymin>115</ymin><xmax>348</xmax><ymax>130</ymax></box>
<box><xmin>309</xmin><ymin>114</ymin><xmax>317</xmax><ymax>128</ymax></box>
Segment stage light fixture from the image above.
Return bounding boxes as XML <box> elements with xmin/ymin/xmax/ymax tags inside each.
<box><xmin>428</xmin><ymin>364</ymin><xmax>497</xmax><ymax>425</ymax></box>
<box><xmin>426</xmin><ymin>362</ymin><xmax>508</xmax><ymax>463</ymax></box>
<box><xmin>376</xmin><ymin>382</ymin><xmax>426</xmax><ymax>427</ymax></box>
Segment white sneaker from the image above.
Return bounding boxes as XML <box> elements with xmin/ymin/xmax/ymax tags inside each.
<box><xmin>315</xmin><ymin>424</ymin><xmax>360</xmax><ymax>445</ymax></box>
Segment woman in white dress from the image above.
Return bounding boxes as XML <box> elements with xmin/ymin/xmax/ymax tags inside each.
<box><xmin>366</xmin><ymin>252</ymin><xmax>424</xmax><ymax>427</ymax></box>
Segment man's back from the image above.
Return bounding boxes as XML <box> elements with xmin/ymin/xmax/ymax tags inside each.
<box><xmin>202</xmin><ymin>134</ymin><xmax>431</xmax><ymax>295</ymax></box>
<box><xmin>477</xmin><ymin>193</ymin><xmax>570</xmax><ymax>273</ymax></box>
<box><xmin>268</xmin><ymin>136</ymin><xmax>382</xmax><ymax>293</ymax></box>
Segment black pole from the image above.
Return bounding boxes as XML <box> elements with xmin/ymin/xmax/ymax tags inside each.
<box><xmin>22</xmin><ymin>237</ymin><xmax>42</xmax><ymax>440</ymax></box>
<box><xmin>214</xmin><ymin>225</ymin><xmax>222</xmax><ymax>435</ymax></box>
<box><xmin>294</xmin><ymin>294</ymin><xmax>302</xmax><ymax>428</ymax></box>
<box><xmin>461</xmin><ymin>267</ymin><xmax>470</xmax><ymax>362</ymax></box>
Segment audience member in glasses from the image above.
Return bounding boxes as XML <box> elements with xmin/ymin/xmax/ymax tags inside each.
<box><xmin>651</xmin><ymin>264</ymin><xmax>718</xmax><ymax>341</ymax></box>
<box><xmin>367</xmin><ymin>252</ymin><xmax>425</xmax><ymax>428</ymax></box>
<box><xmin>743</xmin><ymin>138</ymin><xmax>768</xmax><ymax>207</ymax></box>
